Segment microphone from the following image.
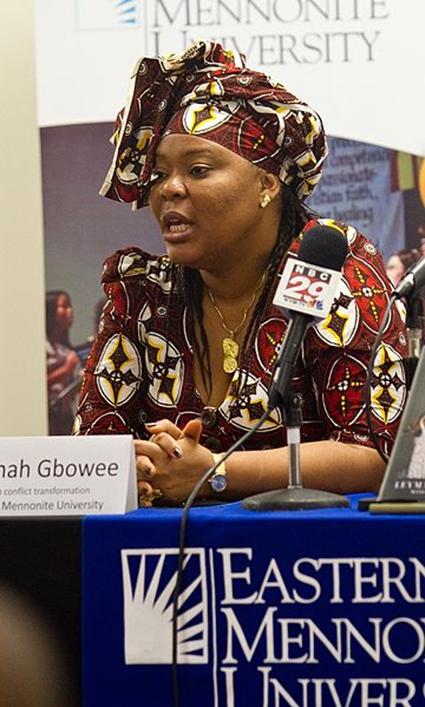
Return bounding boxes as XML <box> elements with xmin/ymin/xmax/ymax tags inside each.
<box><xmin>243</xmin><ymin>223</ymin><xmax>350</xmax><ymax>511</ymax></box>
<box><xmin>268</xmin><ymin>224</ymin><xmax>349</xmax><ymax>408</ymax></box>
<box><xmin>392</xmin><ymin>256</ymin><xmax>425</xmax><ymax>299</ymax></box>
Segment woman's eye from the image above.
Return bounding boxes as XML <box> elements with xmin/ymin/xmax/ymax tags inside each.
<box><xmin>190</xmin><ymin>165</ymin><xmax>210</xmax><ymax>177</ymax></box>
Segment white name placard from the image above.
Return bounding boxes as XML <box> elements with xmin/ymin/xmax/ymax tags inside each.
<box><xmin>0</xmin><ymin>435</ymin><xmax>137</xmax><ymax>516</ymax></box>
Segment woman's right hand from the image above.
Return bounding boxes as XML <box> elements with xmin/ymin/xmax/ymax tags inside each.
<box><xmin>135</xmin><ymin>419</ymin><xmax>213</xmax><ymax>505</ymax></box>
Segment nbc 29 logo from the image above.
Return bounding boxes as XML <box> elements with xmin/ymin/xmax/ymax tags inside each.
<box><xmin>76</xmin><ymin>0</ymin><xmax>141</xmax><ymax>30</ymax></box>
<box><xmin>275</xmin><ymin>256</ymin><xmax>342</xmax><ymax>318</ymax></box>
<box><xmin>285</xmin><ymin>263</ymin><xmax>331</xmax><ymax>308</ymax></box>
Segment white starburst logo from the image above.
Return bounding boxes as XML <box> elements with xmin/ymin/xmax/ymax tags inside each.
<box><xmin>121</xmin><ymin>548</ymin><xmax>208</xmax><ymax>664</ymax></box>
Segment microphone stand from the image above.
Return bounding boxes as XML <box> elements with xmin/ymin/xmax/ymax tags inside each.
<box><xmin>243</xmin><ymin>390</ymin><xmax>348</xmax><ymax>511</ymax></box>
<box><xmin>405</xmin><ymin>292</ymin><xmax>423</xmax><ymax>390</ymax></box>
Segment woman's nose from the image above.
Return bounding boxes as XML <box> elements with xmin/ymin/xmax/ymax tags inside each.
<box><xmin>159</xmin><ymin>173</ymin><xmax>187</xmax><ymax>199</ymax></box>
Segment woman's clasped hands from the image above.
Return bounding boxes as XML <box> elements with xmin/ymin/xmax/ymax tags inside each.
<box><xmin>135</xmin><ymin>418</ymin><xmax>214</xmax><ymax>507</ymax></box>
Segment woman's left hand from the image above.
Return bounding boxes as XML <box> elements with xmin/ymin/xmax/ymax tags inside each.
<box><xmin>135</xmin><ymin>419</ymin><xmax>214</xmax><ymax>505</ymax></box>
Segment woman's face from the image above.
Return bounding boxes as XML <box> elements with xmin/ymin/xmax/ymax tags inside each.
<box><xmin>55</xmin><ymin>293</ymin><xmax>73</xmax><ymax>329</ymax></box>
<box><xmin>148</xmin><ymin>134</ymin><xmax>279</xmax><ymax>272</ymax></box>
<box><xmin>386</xmin><ymin>255</ymin><xmax>405</xmax><ymax>286</ymax></box>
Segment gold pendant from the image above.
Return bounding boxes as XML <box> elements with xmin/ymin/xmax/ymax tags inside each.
<box><xmin>222</xmin><ymin>337</ymin><xmax>239</xmax><ymax>374</ymax></box>
<box><xmin>223</xmin><ymin>355</ymin><xmax>237</xmax><ymax>374</ymax></box>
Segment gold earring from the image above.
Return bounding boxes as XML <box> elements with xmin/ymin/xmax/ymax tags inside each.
<box><xmin>260</xmin><ymin>193</ymin><xmax>272</xmax><ymax>208</ymax></box>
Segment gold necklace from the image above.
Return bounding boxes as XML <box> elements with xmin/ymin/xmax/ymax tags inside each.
<box><xmin>207</xmin><ymin>271</ymin><xmax>267</xmax><ymax>374</ymax></box>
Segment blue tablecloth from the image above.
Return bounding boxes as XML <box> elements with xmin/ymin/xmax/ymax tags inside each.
<box><xmin>83</xmin><ymin>496</ymin><xmax>425</xmax><ymax>706</ymax></box>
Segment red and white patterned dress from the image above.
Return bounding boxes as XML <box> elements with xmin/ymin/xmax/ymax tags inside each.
<box><xmin>74</xmin><ymin>219</ymin><xmax>407</xmax><ymax>458</ymax></box>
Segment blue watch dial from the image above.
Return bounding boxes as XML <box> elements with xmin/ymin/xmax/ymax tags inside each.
<box><xmin>210</xmin><ymin>473</ymin><xmax>227</xmax><ymax>493</ymax></box>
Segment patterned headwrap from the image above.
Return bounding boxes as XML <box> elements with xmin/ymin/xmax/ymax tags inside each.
<box><xmin>100</xmin><ymin>40</ymin><xmax>328</xmax><ymax>210</ymax></box>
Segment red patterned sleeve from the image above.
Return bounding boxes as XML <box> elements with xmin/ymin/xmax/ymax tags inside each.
<box><xmin>73</xmin><ymin>248</ymin><xmax>157</xmax><ymax>437</ymax></box>
<box><xmin>302</xmin><ymin>221</ymin><xmax>407</xmax><ymax>457</ymax></box>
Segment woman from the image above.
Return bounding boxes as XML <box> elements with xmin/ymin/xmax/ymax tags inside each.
<box><xmin>386</xmin><ymin>248</ymin><xmax>421</xmax><ymax>287</ymax></box>
<box><xmin>75</xmin><ymin>41</ymin><xmax>406</xmax><ymax>505</ymax></box>
<box><xmin>46</xmin><ymin>290</ymin><xmax>80</xmax><ymax>435</ymax></box>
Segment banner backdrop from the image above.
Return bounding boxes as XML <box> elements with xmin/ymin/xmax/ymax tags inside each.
<box><xmin>35</xmin><ymin>0</ymin><xmax>424</xmax><ymax>155</ymax></box>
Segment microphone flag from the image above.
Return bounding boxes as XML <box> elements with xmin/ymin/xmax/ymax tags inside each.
<box><xmin>273</xmin><ymin>256</ymin><xmax>343</xmax><ymax>319</ymax></box>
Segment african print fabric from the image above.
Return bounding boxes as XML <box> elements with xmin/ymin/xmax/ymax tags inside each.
<box><xmin>74</xmin><ymin>219</ymin><xmax>407</xmax><ymax>459</ymax></box>
<box><xmin>100</xmin><ymin>40</ymin><xmax>327</xmax><ymax>209</ymax></box>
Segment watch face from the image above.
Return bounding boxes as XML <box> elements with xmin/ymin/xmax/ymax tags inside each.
<box><xmin>211</xmin><ymin>473</ymin><xmax>227</xmax><ymax>493</ymax></box>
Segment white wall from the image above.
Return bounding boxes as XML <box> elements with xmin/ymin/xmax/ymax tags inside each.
<box><xmin>0</xmin><ymin>1</ymin><xmax>47</xmax><ymax>434</ymax></box>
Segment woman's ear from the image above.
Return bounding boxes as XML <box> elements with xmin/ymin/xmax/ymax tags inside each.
<box><xmin>259</xmin><ymin>172</ymin><xmax>281</xmax><ymax>208</ymax></box>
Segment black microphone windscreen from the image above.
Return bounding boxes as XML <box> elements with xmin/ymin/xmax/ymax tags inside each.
<box><xmin>298</xmin><ymin>225</ymin><xmax>349</xmax><ymax>272</ymax></box>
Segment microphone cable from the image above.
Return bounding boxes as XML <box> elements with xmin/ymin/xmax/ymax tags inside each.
<box><xmin>171</xmin><ymin>407</ymin><xmax>270</xmax><ymax>707</ymax></box>
<box><xmin>364</xmin><ymin>293</ymin><xmax>403</xmax><ymax>464</ymax></box>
